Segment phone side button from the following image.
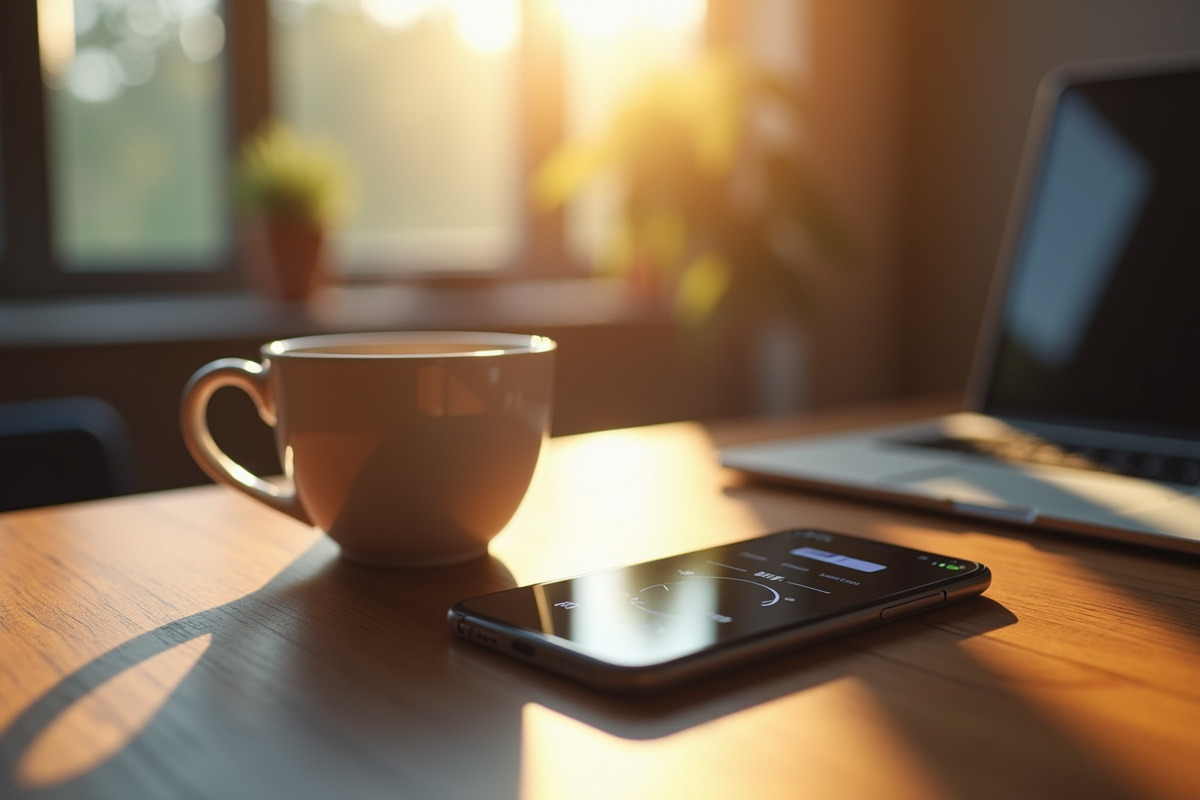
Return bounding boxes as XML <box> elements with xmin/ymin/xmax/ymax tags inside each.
<box><xmin>880</xmin><ymin>591</ymin><xmax>946</xmax><ymax>621</ymax></box>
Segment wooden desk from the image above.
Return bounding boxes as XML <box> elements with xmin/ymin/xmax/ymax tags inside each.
<box><xmin>1</xmin><ymin>406</ymin><xmax>1197</xmax><ymax>799</ymax></box>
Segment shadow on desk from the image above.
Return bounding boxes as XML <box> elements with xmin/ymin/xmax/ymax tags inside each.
<box><xmin>0</xmin><ymin>538</ymin><xmax>1144</xmax><ymax>800</ymax></box>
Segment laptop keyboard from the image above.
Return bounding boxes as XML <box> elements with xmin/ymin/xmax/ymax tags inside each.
<box><xmin>909</xmin><ymin>434</ymin><xmax>1200</xmax><ymax>486</ymax></box>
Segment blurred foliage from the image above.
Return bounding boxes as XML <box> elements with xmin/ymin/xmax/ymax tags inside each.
<box><xmin>534</xmin><ymin>48</ymin><xmax>853</xmax><ymax>343</ymax></box>
<box><xmin>235</xmin><ymin>121</ymin><xmax>353</xmax><ymax>226</ymax></box>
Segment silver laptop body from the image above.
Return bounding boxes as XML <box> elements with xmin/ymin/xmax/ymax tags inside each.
<box><xmin>721</xmin><ymin>53</ymin><xmax>1200</xmax><ymax>555</ymax></box>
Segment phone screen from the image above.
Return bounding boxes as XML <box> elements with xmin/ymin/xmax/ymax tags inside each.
<box><xmin>452</xmin><ymin>529</ymin><xmax>989</xmax><ymax>679</ymax></box>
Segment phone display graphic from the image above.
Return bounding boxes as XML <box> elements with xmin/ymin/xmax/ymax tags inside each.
<box><xmin>450</xmin><ymin>529</ymin><xmax>990</xmax><ymax>691</ymax></box>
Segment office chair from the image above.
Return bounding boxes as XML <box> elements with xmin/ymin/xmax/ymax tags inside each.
<box><xmin>0</xmin><ymin>396</ymin><xmax>138</xmax><ymax>512</ymax></box>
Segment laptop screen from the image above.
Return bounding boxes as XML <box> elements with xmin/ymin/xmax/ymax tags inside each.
<box><xmin>981</xmin><ymin>61</ymin><xmax>1200</xmax><ymax>440</ymax></box>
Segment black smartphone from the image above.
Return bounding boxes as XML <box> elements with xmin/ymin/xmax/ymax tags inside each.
<box><xmin>448</xmin><ymin>528</ymin><xmax>991</xmax><ymax>693</ymax></box>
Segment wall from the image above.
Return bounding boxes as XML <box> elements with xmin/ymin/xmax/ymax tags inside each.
<box><xmin>798</xmin><ymin>0</ymin><xmax>1200</xmax><ymax>411</ymax></box>
<box><xmin>898</xmin><ymin>0</ymin><xmax>1200</xmax><ymax>397</ymax></box>
<box><xmin>802</xmin><ymin>0</ymin><xmax>909</xmax><ymax>409</ymax></box>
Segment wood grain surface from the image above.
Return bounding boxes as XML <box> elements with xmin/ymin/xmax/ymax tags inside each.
<box><xmin>0</xmin><ymin>403</ymin><xmax>1197</xmax><ymax>800</ymax></box>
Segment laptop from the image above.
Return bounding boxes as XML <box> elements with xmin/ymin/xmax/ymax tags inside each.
<box><xmin>720</xmin><ymin>53</ymin><xmax>1200</xmax><ymax>555</ymax></box>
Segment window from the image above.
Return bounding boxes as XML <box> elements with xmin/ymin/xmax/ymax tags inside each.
<box><xmin>271</xmin><ymin>0</ymin><xmax>524</xmax><ymax>273</ymax></box>
<box><xmin>559</xmin><ymin>0</ymin><xmax>707</xmax><ymax>264</ymax></box>
<box><xmin>0</xmin><ymin>1</ymin><xmax>781</xmax><ymax>296</ymax></box>
<box><xmin>270</xmin><ymin>0</ymin><xmax>706</xmax><ymax>276</ymax></box>
<box><xmin>41</xmin><ymin>0</ymin><xmax>228</xmax><ymax>271</ymax></box>
<box><xmin>0</xmin><ymin>1</ymin><xmax>238</xmax><ymax>294</ymax></box>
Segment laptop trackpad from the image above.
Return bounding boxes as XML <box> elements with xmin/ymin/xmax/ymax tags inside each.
<box><xmin>884</xmin><ymin>462</ymin><xmax>1189</xmax><ymax>522</ymax></box>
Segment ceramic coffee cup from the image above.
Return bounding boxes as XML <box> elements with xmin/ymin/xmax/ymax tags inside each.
<box><xmin>180</xmin><ymin>331</ymin><xmax>555</xmax><ymax>566</ymax></box>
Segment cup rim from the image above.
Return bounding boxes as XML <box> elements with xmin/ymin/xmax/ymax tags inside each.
<box><xmin>263</xmin><ymin>331</ymin><xmax>556</xmax><ymax>359</ymax></box>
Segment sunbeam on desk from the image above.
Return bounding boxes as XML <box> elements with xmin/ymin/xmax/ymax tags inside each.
<box><xmin>517</xmin><ymin>679</ymin><xmax>947</xmax><ymax>800</ymax></box>
<box><xmin>15</xmin><ymin>634</ymin><xmax>212</xmax><ymax>789</ymax></box>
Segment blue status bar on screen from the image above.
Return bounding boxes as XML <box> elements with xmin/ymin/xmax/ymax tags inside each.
<box><xmin>790</xmin><ymin>547</ymin><xmax>887</xmax><ymax>573</ymax></box>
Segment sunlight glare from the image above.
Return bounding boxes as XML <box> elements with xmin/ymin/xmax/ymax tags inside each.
<box><xmin>16</xmin><ymin>634</ymin><xmax>213</xmax><ymax>788</ymax></box>
<box><xmin>555</xmin><ymin>0</ymin><xmax>704</xmax><ymax>39</ymax></box>
<box><xmin>360</xmin><ymin>0</ymin><xmax>436</xmax><ymax>30</ymax></box>
<box><xmin>453</xmin><ymin>0</ymin><xmax>519</xmax><ymax>54</ymax></box>
<box><xmin>124</xmin><ymin>0</ymin><xmax>169</xmax><ymax>38</ymax></box>
<box><xmin>179</xmin><ymin>12</ymin><xmax>226</xmax><ymax>63</ymax></box>
<box><xmin>37</xmin><ymin>0</ymin><xmax>76</xmax><ymax>86</ymax></box>
<box><xmin>642</xmin><ymin>0</ymin><xmax>706</xmax><ymax>30</ymax></box>
<box><xmin>65</xmin><ymin>47</ymin><xmax>125</xmax><ymax>103</ymax></box>
<box><xmin>557</xmin><ymin>0</ymin><xmax>636</xmax><ymax>39</ymax></box>
<box><xmin>519</xmin><ymin>681</ymin><xmax>950</xmax><ymax>800</ymax></box>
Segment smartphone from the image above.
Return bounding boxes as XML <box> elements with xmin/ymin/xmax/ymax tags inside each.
<box><xmin>448</xmin><ymin>528</ymin><xmax>991</xmax><ymax>693</ymax></box>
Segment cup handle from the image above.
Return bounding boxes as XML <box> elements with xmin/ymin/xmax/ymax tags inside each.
<box><xmin>180</xmin><ymin>358</ymin><xmax>311</xmax><ymax>525</ymax></box>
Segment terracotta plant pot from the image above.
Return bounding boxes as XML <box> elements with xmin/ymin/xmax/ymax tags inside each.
<box><xmin>241</xmin><ymin>218</ymin><xmax>328</xmax><ymax>302</ymax></box>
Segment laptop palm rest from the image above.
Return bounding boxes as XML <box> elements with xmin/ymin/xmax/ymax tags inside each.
<box><xmin>883</xmin><ymin>461</ymin><xmax>1188</xmax><ymax>522</ymax></box>
<box><xmin>723</xmin><ymin>421</ymin><xmax>1200</xmax><ymax>539</ymax></box>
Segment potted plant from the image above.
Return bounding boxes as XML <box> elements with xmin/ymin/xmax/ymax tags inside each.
<box><xmin>533</xmin><ymin>48</ymin><xmax>851</xmax><ymax>347</ymax></box>
<box><xmin>235</xmin><ymin>122</ymin><xmax>351</xmax><ymax>302</ymax></box>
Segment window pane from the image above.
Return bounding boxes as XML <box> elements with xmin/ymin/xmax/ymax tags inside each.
<box><xmin>559</xmin><ymin>1</ymin><xmax>707</xmax><ymax>264</ymax></box>
<box><xmin>39</xmin><ymin>0</ymin><xmax>229</xmax><ymax>271</ymax></box>
<box><xmin>270</xmin><ymin>0</ymin><xmax>521</xmax><ymax>273</ymax></box>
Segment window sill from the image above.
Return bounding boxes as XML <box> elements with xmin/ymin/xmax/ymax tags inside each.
<box><xmin>0</xmin><ymin>278</ymin><xmax>669</xmax><ymax>347</ymax></box>
<box><xmin>0</xmin><ymin>277</ymin><xmax>750</xmax><ymax>492</ymax></box>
